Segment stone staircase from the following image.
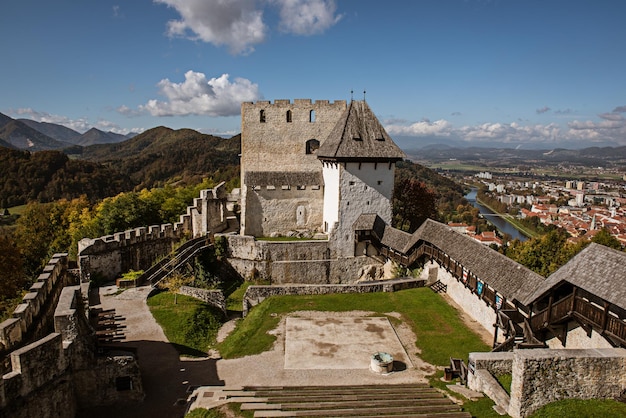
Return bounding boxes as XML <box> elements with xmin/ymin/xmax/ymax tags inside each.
<box><xmin>193</xmin><ymin>384</ymin><xmax>471</xmax><ymax>417</ymax></box>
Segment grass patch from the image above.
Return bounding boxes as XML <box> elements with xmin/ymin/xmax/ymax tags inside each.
<box><xmin>497</xmin><ymin>373</ymin><xmax>512</xmax><ymax>395</ymax></box>
<box><xmin>217</xmin><ymin>288</ymin><xmax>490</xmax><ymax>366</ymax></box>
<box><xmin>225</xmin><ymin>281</ymin><xmax>252</xmax><ymax>312</ymax></box>
<box><xmin>185</xmin><ymin>404</ymin><xmax>253</xmax><ymax>418</ymax></box>
<box><xmin>529</xmin><ymin>398</ymin><xmax>626</xmax><ymax>418</ymax></box>
<box><xmin>147</xmin><ymin>291</ymin><xmax>225</xmax><ymax>357</ymax></box>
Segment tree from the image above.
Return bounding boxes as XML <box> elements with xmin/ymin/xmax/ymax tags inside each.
<box><xmin>591</xmin><ymin>228</ymin><xmax>623</xmax><ymax>251</ymax></box>
<box><xmin>0</xmin><ymin>236</ymin><xmax>26</xmax><ymax>300</ymax></box>
<box><xmin>392</xmin><ymin>178</ymin><xmax>438</xmax><ymax>233</ymax></box>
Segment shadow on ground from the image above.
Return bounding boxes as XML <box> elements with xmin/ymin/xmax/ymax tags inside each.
<box><xmin>77</xmin><ymin>339</ymin><xmax>224</xmax><ymax>418</ymax></box>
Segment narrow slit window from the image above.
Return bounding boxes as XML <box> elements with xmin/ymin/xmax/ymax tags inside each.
<box><xmin>286</xmin><ymin>110</ymin><xmax>292</xmax><ymax>122</ymax></box>
<box><xmin>260</xmin><ymin>109</ymin><xmax>266</xmax><ymax>123</ymax></box>
<box><xmin>309</xmin><ymin>110</ymin><xmax>316</xmax><ymax>122</ymax></box>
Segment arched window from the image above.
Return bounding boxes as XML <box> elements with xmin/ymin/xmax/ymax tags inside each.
<box><xmin>260</xmin><ymin>109</ymin><xmax>266</xmax><ymax>123</ymax></box>
<box><xmin>286</xmin><ymin>110</ymin><xmax>292</xmax><ymax>122</ymax></box>
<box><xmin>305</xmin><ymin>139</ymin><xmax>320</xmax><ymax>154</ymax></box>
<box><xmin>309</xmin><ymin>109</ymin><xmax>316</xmax><ymax>122</ymax></box>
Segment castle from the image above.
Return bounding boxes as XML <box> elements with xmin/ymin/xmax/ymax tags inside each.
<box><xmin>2</xmin><ymin>98</ymin><xmax>625</xmax><ymax>418</ymax></box>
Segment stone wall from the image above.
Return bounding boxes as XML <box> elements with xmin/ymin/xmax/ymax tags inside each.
<box><xmin>240</xmin><ymin>99</ymin><xmax>347</xmax><ymax>236</ymax></box>
<box><xmin>78</xmin><ymin>184</ymin><xmax>228</xmax><ymax>282</ymax></box>
<box><xmin>0</xmin><ymin>283</ymin><xmax>143</xmax><ymax>418</ymax></box>
<box><xmin>242</xmin><ymin>278</ymin><xmax>424</xmax><ymax>316</ymax></box>
<box><xmin>223</xmin><ymin>234</ymin><xmax>385</xmax><ymax>284</ymax></box>
<box><xmin>178</xmin><ymin>286</ymin><xmax>226</xmax><ymax>313</ymax></box>
<box><xmin>468</xmin><ymin>348</ymin><xmax>626</xmax><ymax>418</ymax></box>
<box><xmin>0</xmin><ymin>254</ymin><xmax>74</xmax><ymax>356</ymax></box>
<box><xmin>509</xmin><ymin>348</ymin><xmax>626</xmax><ymax>417</ymax></box>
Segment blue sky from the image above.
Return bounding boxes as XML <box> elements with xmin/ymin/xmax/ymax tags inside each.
<box><xmin>1</xmin><ymin>0</ymin><xmax>625</xmax><ymax>148</ymax></box>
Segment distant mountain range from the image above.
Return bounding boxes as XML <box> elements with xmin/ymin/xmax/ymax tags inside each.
<box><xmin>0</xmin><ymin>112</ymin><xmax>134</xmax><ymax>151</ymax></box>
<box><xmin>407</xmin><ymin>144</ymin><xmax>626</xmax><ymax>167</ymax></box>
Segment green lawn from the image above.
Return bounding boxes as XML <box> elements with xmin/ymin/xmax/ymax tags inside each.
<box><xmin>529</xmin><ymin>398</ymin><xmax>626</xmax><ymax>418</ymax></box>
<box><xmin>217</xmin><ymin>288</ymin><xmax>491</xmax><ymax>366</ymax></box>
<box><xmin>147</xmin><ymin>291</ymin><xmax>225</xmax><ymax>357</ymax></box>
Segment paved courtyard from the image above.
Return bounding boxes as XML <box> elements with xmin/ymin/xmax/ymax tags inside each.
<box><xmin>284</xmin><ymin>316</ymin><xmax>411</xmax><ymax>370</ymax></box>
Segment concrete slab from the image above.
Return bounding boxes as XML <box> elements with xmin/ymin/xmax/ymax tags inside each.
<box><xmin>284</xmin><ymin>316</ymin><xmax>411</xmax><ymax>370</ymax></box>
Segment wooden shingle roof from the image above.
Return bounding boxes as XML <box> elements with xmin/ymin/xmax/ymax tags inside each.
<box><xmin>316</xmin><ymin>101</ymin><xmax>405</xmax><ymax>162</ymax></box>
<box><xmin>525</xmin><ymin>243</ymin><xmax>626</xmax><ymax>308</ymax></box>
<box><xmin>411</xmin><ymin>220</ymin><xmax>546</xmax><ymax>304</ymax></box>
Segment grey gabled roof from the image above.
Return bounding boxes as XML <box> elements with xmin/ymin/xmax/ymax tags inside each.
<box><xmin>411</xmin><ymin>219</ymin><xmax>546</xmax><ymax>305</ymax></box>
<box><xmin>525</xmin><ymin>243</ymin><xmax>626</xmax><ymax>309</ymax></box>
<box><xmin>316</xmin><ymin>100</ymin><xmax>406</xmax><ymax>162</ymax></box>
<box><xmin>353</xmin><ymin>215</ymin><xmax>546</xmax><ymax>305</ymax></box>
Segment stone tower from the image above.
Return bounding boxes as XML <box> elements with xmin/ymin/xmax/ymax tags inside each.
<box><xmin>240</xmin><ymin>99</ymin><xmax>347</xmax><ymax>237</ymax></box>
<box><xmin>316</xmin><ymin>100</ymin><xmax>405</xmax><ymax>257</ymax></box>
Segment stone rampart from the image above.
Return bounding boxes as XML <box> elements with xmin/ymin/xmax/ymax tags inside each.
<box><xmin>468</xmin><ymin>348</ymin><xmax>626</xmax><ymax>418</ymax></box>
<box><xmin>0</xmin><ymin>283</ymin><xmax>142</xmax><ymax>418</ymax></box>
<box><xmin>0</xmin><ymin>254</ymin><xmax>73</xmax><ymax>355</ymax></box>
<box><xmin>78</xmin><ymin>184</ymin><xmax>229</xmax><ymax>282</ymax></box>
<box><xmin>242</xmin><ymin>278</ymin><xmax>424</xmax><ymax>316</ymax></box>
<box><xmin>178</xmin><ymin>286</ymin><xmax>226</xmax><ymax>314</ymax></box>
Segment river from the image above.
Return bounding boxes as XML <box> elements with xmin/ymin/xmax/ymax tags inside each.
<box><xmin>465</xmin><ymin>189</ymin><xmax>528</xmax><ymax>242</ymax></box>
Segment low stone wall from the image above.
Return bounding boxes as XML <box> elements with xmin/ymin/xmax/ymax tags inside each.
<box><xmin>0</xmin><ymin>254</ymin><xmax>74</xmax><ymax>355</ymax></box>
<box><xmin>468</xmin><ymin>348</ymin><xmax>626</xmax><ymax>418</ymax></box>
<box><xmin>242</xmin><ymin>278</ymin><xmax>424</xmax><ymax>316</ymax></box>
<box><xmin>178</xmin><ymin>286</ymin><xmax>226</xmax><ymax>313</ymax></box>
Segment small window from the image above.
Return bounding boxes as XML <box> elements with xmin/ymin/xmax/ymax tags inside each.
<box><xmin>352</xmin><ymin>137</ymin><xmax>362</xmax><ymax>141</ymax></box>
<box><xmin>377</xmin><ymin>180</ymin><xmax>383</xmax><ymax>185</ymax></box>
<box><xmin>306</xmin><ymin>139</ymin><xmax>320</xmax><ymax>154</ymax></box>
<box><xmin>375</xmin><ymin>137</ymin><xmax>385</xmax><ymax>141</ymax></box>
<box><xmin>115</xmin><ymin>376</ymin><xmax>132</xmax><ymax>391</ymax></box>
<box><xmin>311</xmin><ymin>185</ymin><xmax>320</xmax><ymax>190</ymax></box>
<box><xmin>286</xmin><ymin>110</ymin><xmax>292</xmax><ymax>123</ymax></box>
<box><xmin>266</xmin><ymin>185</ymin><xmax>276</xmax><ymax>190</ymax></box>
<box><xmin>349</xmin><ymin>181</ymin><xmax>355</xmax><ymax>186</ymax></box>
<box><xmin>281</xmin><ymin>185</ymin><xmax>290</xmax><ymax>190</ymax></box>
<box><xmin>260</xmin><ymin>109</ymin><xmax>266</xmax><ymax>123</ymax></box>
<box><xmin>309</xmin><ymin>110</ymin><xmax>316</xmax><ymax>122</ymax></box>
<box><xmin>297</xmin><ymin>185</ymin><xmax>306</xmax><ymax>190</ymax></box>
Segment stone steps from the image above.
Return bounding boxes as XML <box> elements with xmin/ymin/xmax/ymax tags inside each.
<box><xmin>210</xmin><ymin>384</ymin><xmax>471</xmax><ymax>418</ymax></box>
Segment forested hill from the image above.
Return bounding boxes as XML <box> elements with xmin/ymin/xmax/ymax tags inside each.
<box><xmin>79</xmin><ymin>127</ymin><xmax>241</xmax><ymax>190</ymax></box>
<box><xmin>0</xmin><ymin>148</ymin><xmax>133</xmax><ymax>207</ymax></box>
<box><xmin>0</xmin><ymin>127</ymin><xmax>242</xmax><ymax>207</ymax></box>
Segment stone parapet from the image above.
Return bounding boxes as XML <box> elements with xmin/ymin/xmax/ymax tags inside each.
<box><xmin>469</xmin><ymin>348</ymin><xmax>626</xmax><ymax>418</ymax></box>
<box><xmin>0</xmin><ymin>254</ymin><xmax>70</xmax><ymax>354</ymax></box>
<box><xmin>178</xmin><ymin>286</ymin><xmax>226</xmax><ymax>314</ymax></box>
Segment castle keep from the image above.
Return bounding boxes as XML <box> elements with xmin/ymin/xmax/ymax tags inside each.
<box><xmin>239</xmin><ymin>99</ymin><xmax>405</xmax><ymax>258</ymax></box>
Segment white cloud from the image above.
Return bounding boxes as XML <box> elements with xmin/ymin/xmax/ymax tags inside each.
<box><xmin>138</xmin><ymin>70</ymin><xmax>261</xmax><ymax>117</ymax></box>
<box><xmin>459</xmin><ymin>122</ymin><xmax>561</xmax><ymax>143</ymax></box>
<box><xmin>385</xmin><ymin>119</ymin><xmax>453</xmax><ymax>137</ymax></box>
<box><xmin>9</xmin><ymin>108</ymin><xmax>140</xmax><ymax>135</ymax></box>
<box><xmin>270</xmin><ymin>0</ymin><xmax>342</xmax><ymax>35</ymax></box>
<box><xmin>154</xmin><ymin>0</ymin><xmax>342</xmax><ymax>54</ymax></box>
<box><xmin>11</xmin><ymin>108</ymin><xmax>92</xmax><ymax>132</ymax></box>
<box><xmin>155</xmin><ymin>0</ymin><xmax>266</xmax><ymax>55</ymax></box>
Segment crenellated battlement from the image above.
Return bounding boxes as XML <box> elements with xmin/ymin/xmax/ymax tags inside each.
<box><xmin>242</xmin><ymin>99</ymin><xmax>347</xmax><ymax>108</ymax></box>
<box><xmin>78</xmin><ymin>183</ymin><xmax>231</xmax><ymax>282</ymax></box>
<box><xmin>0</xmin><ymin>254</ymin><xmax>72</xmax><ymax>355</ymax></box>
